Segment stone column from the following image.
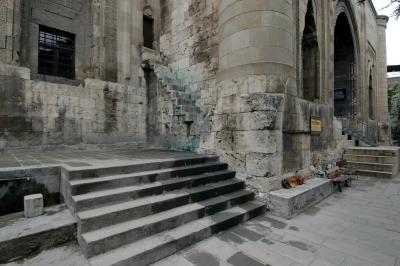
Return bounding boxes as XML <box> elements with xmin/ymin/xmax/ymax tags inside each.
<box><xmin>213</xmin><ymin>0</ymin><xmax>295</xmax><ymax>188</ymax></box>
<box><xmin>376</xmin><ymin>15</ymin><xmax>391</xmax><ymax>144</ymax></box>
<box><xmin>117</xmin><ymin>0</ymin><xmax>132</xmax><ymax>82</ymax></box>
<box><xmin>218</xmin><ymin>0</ymin><xmax>295</xmax><ymax>81</ymax></box>
<box><xmin>0</xmin><ymin>0</ymin><xmax>21</xmax><ymax>65</ymax></box>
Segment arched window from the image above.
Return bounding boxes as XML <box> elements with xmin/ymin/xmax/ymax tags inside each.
<box><xmin>301</xmin><ymin>0</ymin><xmax>319</xmax><ymax>101</ymax></box>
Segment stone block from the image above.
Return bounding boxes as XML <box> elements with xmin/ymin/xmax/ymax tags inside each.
<box><xmin>267</xmin><ymin>178</ymin><xmax>333</xmax><ymax>219</ymax></box>
<box><xmin>246</xmin><ymin>152</ymin><xmax>282</xmax><ymax>177</ymax></box>
<box><xmin>233</xmin><ymin>130</ymin><xmax>277</xmax><ymax>154</ymax></box>
<box><xmin>24</xmin><ymin>194</ymin><xmax>43</xmax><ymax>218</ymax></box>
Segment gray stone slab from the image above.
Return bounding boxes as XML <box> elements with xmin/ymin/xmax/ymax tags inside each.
<box><xmin>268</xmin><ymin>178</ymin><xmax>333</xmax><ymax>219</ymax></box>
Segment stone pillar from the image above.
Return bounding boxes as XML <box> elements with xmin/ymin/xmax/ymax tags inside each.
<box><xmin>117</xmin><ymin>0</ymin><xmax>132</xmax><ymax>82</ymax></box>
<box><xmin>376</xmin><ymin>15</ymin><xmax>391</xmax><ymax>144</ymax></box>
<box><xmin>0</xmin><ymin>0</ymin><xmax>21</xmax><ymax>65</ymax></box>
<box><xmin>218</xmin><ymin>0</ymin><xmax>295</xmax><ymax>81</ymax></box>
<box><xmin>213</xmin><ymin>0</ymin><xmax>295</xmax><ymax>189</ymax></box>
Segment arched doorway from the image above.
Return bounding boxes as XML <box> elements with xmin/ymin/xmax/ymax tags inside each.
<box><xmin>334</xmin><ymin>11</ymin><xmax>357</xmax><ymax>117</ymax></box>
<box><xmin>302</xmin><ymin>0</ymin><xmax>319</xmax><ymax>101</ymax></box>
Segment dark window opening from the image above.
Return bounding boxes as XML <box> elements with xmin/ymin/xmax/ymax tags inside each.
<box><xmin>38</xmin><ymin>25</ymin><xmax>75</xmax><ymax>79</ymax></box>
<box><xmin>369</xmin><ymin>69</ymin><xmax>375</xmax><ymax>119</ymax></box>
<box><xmin>143</xmin><ymin>16</ymin><xmax>154</xmax><ymax>49</ymax></box>
<box><xmin>301</xmin><ymin>0</ymin><xmax>320</xmax><ymax>101</ymax></box>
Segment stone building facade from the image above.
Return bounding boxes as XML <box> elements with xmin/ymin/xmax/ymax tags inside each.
<box><xmin>0</xmin><ymin>0</ymin><xmax>390</xmax><ymax>191</ymax></box>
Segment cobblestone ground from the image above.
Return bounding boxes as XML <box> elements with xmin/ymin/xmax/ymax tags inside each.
<box><xmin>6</xmin><ymin>175</ymin><xmax>400</xmax><ymax>266</ymax></box>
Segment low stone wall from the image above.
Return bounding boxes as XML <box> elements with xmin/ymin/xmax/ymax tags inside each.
<box><xmin>267</xmin><ymin>178</ymin><xmax>333</xmax><ymax>219</ymax></box>
<box><xmin>0</xmin><ymin>64</ymin><xmax>147</xmax><ymax>149</ymax></box>
<box><xmin>0</xmin><ymin>205</ymin><xmax>76</xmax><ymax>263</ymax></box>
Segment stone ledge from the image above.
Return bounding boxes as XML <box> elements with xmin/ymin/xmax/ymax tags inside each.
<box><xmin>0</xmin><ymin>205</ymin><xmax>76</xmax><ymax>263</ymax></box>
<box><xmin>267</xmin><ymin>178</ymin><xmax>333</xmax><ymax>219</ymax></box>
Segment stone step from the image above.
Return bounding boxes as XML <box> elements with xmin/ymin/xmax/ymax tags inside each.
<box><xmin>65</xmin><ymin>155</ymin><xmax>219</xmax><ymax>180</ymax></box>
<box><xmin>89</xmin><ymin>201</ymin><xmax>265</xmax><ymax>266</ymax></box>
<box><xmin>343</xmin><ymin>154</ymin><xmax>394</xmax><ymax>164</ymax></box>
<box><xmin>347</xmin><ymin>161</ymin><xmax>393</xmax><ymax>173</ymax></box>
<box><xmin>356</xmin><ymin>169</ymin><xmax>393</xmax><ymax>178</ymax></box>
<box><xmin>80</xmin><ymin>190</ymin><xmax>254</xmax><ymax>257</ymax></box>
<box><xmin>344</xmin><ymin>148</ymin><xmax>396</xmax><ymax>157</ymax></box>
<box><xmin>72</xmin><ymin>170</ymin><xmax>235</xmax><ymax>211</ymax></box>
<box><xmin>70</xmin><ymin>162</ymin><xmax>228</xmax><ymax>195</ymax></box>
<box><xmin>77</xmin><ymin>179</ymin><xmax>245</xmax><ymax>233</ymax></box>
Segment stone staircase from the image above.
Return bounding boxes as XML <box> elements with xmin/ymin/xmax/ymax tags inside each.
<box><xmin>61</xmin><ymin>155</ymin><xmax>264</xmax><ymax>266</ymax></box>
<box><xmin>339</xmin><ymin>117</ymin><xmax>379</xmax><ymax>147</ymax></box>
<box><xmin>153</xmin><ymin>63</ymin><xmax>201</xmax><ymax>123</ymax></box>
<box><xmin>344</xmin><ymin>147</ymin><xmax>400</xmax><ymax>178</ymax></box>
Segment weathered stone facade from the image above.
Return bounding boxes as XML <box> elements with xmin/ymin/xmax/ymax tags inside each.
<box><xmin>0</xmin><ymin>0</ymin><xmax>391</xmax><ymax>192</ymax></box>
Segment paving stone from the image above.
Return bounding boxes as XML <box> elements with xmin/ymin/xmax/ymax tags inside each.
<box><xmin>314</xmin><ymin>246</ymin><xmax>347</xmax><ymax>265</ymax></box>
<box><xmin>343</xmin><ymin>255</ymin><xmax>379</xmax><ymax>266</ymax></box>
<box><xmin>323</xmin><ymin>238</ymin><xmax>396</xmax><ymax>266</ymax></box>
<box><xmin>308</xmin><ymin>258</ymin><xmax>337</xmax><ymax>266</ymax></box>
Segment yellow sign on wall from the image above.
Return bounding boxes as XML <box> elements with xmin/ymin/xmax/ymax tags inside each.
<box><xmin>311</xmin><ymin>117</ymin><xmax>322</xmax><ymax>134</ymax></box>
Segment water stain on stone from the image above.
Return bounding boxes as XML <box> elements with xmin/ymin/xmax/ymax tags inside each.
<box><xmin>303</xmin><ymin>206</ymin><xmax>320</xmax><ymax>216</ymax></box>
<box><xmin>217</xmin><ymin>231</ymin><xmax>245</xmax><ymax>244</ymax></box>
<box><xmin>227</xmin><ymin>252</ymin><xmax>270</xmax><ymax>266</ymax></box>
<box><xmin>185</xmin><ymin>251</ymin><xmax>220</xmax><ymax>266</ymax></box>
<box><xmin>262</xmin><ymin>238</ymin><xmax>275</xmax><ymax>245</ymax></box>
<box><xmin>65</xmin><ymin>162</ymin><xmax>92</xmax><ymax>167</ymax></box>
<box><xmin>319</xmin><ymin>202</ymin><xmax>332</xmax><ymax>207</ymax></box>
<box><xmin>287</xmin><ymin>240</ymin><xmax>309</xmax><ymax>251</ymax></box>
<box><xmin>248</xmin><ymin>223</ymin><xmax>271</xmax><ymax>234</ymax></box>
<box><xmin>289</xmin><ymin>226</ymin><xmax>300</xmax><ymax>231</ymax></box>
<box><xmin>260</xmin><ymin>216</ymin><xmax>287</xmax><ymax>229</ymax></box>
<box><xmin>231</xmin><ymin>226</ymin><xmax>263</xmax><ymax>241</ymax></box>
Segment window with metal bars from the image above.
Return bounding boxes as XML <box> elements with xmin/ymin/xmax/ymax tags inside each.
<box><xmin>38</xmin><ymin>25</ymin><xmax>75</xmax><ymax>79</ymax></box>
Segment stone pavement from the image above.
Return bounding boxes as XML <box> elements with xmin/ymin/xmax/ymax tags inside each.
<box><xmin>4</xmin><ymin>175</ymin><xmax>400</xmax><ymax>266</ymax></box>
<box><xmin>0</xmin><ymin>148</ymin><xmax>205</xmax><ymax>170</ymax></box>
<box><xmin>153</xmin><ymin>176</ymin><xmax>400</xmax><ymax>266</ymax></box>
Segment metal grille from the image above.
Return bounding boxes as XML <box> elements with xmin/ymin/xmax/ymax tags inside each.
<box><xmin>38</xmin><ymin>25</ymin><xmax>75</xmax><ymax>79</ymax></box>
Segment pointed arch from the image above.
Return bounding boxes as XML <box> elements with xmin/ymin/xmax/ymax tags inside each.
<box><xmin>334</xmin><ymin>1</ymin><xmax>360</xmax><ymax>117</ymax></box>
<box><xmin>301</xmin><ymin>0</ymin><xmax>320</xmax><ymax>101</ymax></box>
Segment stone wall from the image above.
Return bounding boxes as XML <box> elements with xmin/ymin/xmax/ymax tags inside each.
<box><xmin>0</xmin><ymin>64</ymin><xmax>147</xmax><ymax>149</ymax></box>
<box><xmin>0</xmin><ymin>0</ymin><xmax>21</xmax><ymax>65</ymax></box>
<box><xmin>20</xmin><ymin>0</ymin><xmax>94</xmax><ymax>81</ymax></box>
<box><xmin>158</xmin><ymin>0</ymin><xmax>219</xmax><ymax>151</ymax></box>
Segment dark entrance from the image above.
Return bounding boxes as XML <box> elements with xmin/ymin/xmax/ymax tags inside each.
<box><xmin>302</xmin><ymin>0</ymin><xmax>319</xmax><ymax>101</ymax></box>
<box><xmin>143</xmin><ymin>15</ymin><xmax>154</xmax><ymax>49</ymax></box>
<box><xmin>334</xmin><ymin>13</ymin><xmax>357</xmax><ymax>117</ymax></box>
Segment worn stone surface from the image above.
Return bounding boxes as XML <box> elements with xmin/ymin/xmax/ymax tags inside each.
<box><xmin>154</xmin><ymin>175</ymin><xmax>400</xmax><ymax>266</ymax></box>
<box><xmin>0</xmin><ymin>205</ymin><xmax>76</xmax><ymax>264</ymax></box>
<box><xmin>0</xmin><ymin>148</ymin><xmax>208</xmax><ymax>216</ymax></box>
<box><xmin>3</xmin><ymin>174</ymin><xmax>400</xmax><ymax>266</ymax></box>
<box><xmin>0</xmin><ymin>0</ymin><xmax>392</xmax><ymax>194</ymax></box>
<box><xmin>268</xmin><ymin>178</ymin><xmax>334</xmax><ymax>219</ymax></box>
<box><xmin>24</xmin><ymin>194</ymin><xmax>44</xmax><ymax>218</ymax></box>
<box><xmin>0</xmin><ymin>66</ymin><xmax>146</xmax><ymax>149</ymax></box>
